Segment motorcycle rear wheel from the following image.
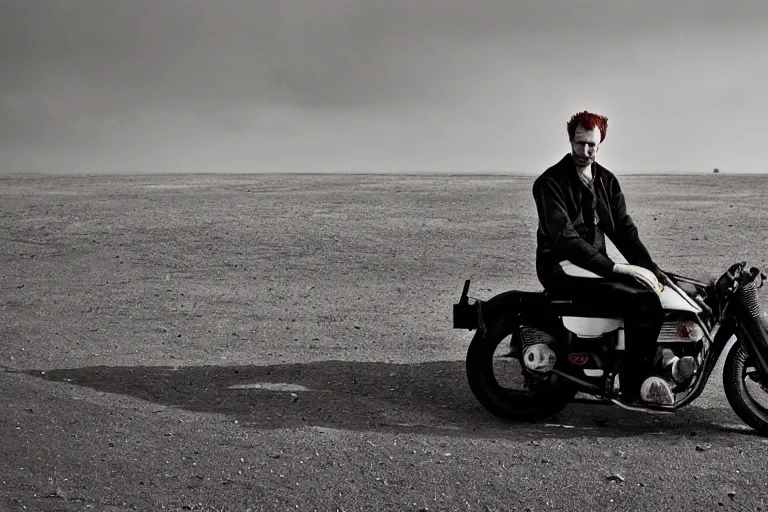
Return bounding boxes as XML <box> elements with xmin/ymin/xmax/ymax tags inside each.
<box><xmin>723</xmin><ymin>342</ymin><xmax>768</xmax><ymax>436</ymax></box>
<box><xmin>466</xmin><ymin>325</ymin><xmax>576</xmax><ymax>422</ymax></box>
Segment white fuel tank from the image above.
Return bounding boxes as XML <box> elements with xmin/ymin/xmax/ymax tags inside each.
<box><xmin>659</xmin><ymin>286</ymin><xmax>701</xmax><ymax>313</ymax></box>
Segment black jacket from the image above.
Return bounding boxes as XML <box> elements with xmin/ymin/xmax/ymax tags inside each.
<box><xmin>532</xmin><ymin>153</ymin><xmax>658</xmax><ymax>286</ymax></box>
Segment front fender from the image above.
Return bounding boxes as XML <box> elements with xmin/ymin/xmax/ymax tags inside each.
<box><xmin>730</xmin><ymin>282</ymin><xmax>768</xmax><ymax>380</ymax></box>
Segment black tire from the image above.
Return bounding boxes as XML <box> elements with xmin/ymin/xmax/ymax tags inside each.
<box><xmin>466</xmin><ymin>325</ymin><xmax>576</xmax><ymax>422</ymax></box>
<box><xmin>723</xmin><ymin>342</ymin><xmax>768</xmax><ymax>436</ymax></box>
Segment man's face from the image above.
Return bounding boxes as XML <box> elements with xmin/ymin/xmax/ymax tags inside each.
<box><xmin>570</xmin><ymin>125</ymin><xmax>602</xmax><ymax>168</ymax></box>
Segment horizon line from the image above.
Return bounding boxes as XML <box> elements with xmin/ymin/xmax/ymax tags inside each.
<box><xmin>1</xmin><ymin>170</ymin><xmax>765</xmax><ymax>179</ymax></box>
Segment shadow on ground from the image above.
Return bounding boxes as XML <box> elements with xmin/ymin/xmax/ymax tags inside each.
<box><xmin>29</xmin><ymin>360</ymin><xmax>749</xmax><ymax>440</ymax></box>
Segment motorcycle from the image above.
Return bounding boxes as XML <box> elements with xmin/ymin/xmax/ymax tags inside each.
<box><xmin>452</xmin><ymin>260</ymin><xmax>768</xmax><ymax>435</ymax></box>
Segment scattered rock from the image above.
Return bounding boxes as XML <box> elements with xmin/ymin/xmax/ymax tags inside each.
<box><xmin>606</xmin><ymin>473</ymin><xmax>625</xmax><ymax>483</ymax></box>
<box><xmin>290</xmin><ymin>393</ymin><xmax>299</xmax><ymax>403</ymax></box>
<box><xmin>728</xmin><ymin>492</ymin><xmax>736</xmax><ymax>499</ymax></box>
<box><xmin>695</xmin><ymin>444</ymin><xmax>711</xmax><ymax>452</ymax></box>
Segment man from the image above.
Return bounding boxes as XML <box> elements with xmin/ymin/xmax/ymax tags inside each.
<box><xmin>532</xmin><ymin>111</ymin><xmax>692</xmax><ymax>405</ymax></box>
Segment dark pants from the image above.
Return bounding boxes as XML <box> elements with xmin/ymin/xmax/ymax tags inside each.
<box><xmin>540</xmin><ymin>266</ymin><xmax>664</xmax><ymax>399</ymax></box>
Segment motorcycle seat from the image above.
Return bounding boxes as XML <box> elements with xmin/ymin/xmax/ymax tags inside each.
<box><xmin>543</xmin><ymin>288</ymin><xmax>627</xmax><ymax>318</ymax></box>
<box><xmin>559</xmin><ymin>260</ymin><xmax>603</xmax><ymax>279</ymax></box>
<box><xmin>542</xmin><ymin>260</ymin><xmax>606</xmax><ymax>302</ymax></box>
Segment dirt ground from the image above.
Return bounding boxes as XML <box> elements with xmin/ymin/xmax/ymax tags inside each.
<box><xmin>2</xmin><ymin>172</ymin><xmax>768</xmax><ymax>511</ymax></box>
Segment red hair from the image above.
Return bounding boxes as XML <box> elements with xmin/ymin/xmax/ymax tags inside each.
<box><xmin>567</xmin><ymin>111</ymin><xmax>608</xmax><ymax>142</ymax></box>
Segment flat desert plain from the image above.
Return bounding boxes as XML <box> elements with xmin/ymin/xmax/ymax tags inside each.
<box><xmin>2</xmin><ymin>173</ymin><xmax>768</xmax><ymax>512</ymax></box>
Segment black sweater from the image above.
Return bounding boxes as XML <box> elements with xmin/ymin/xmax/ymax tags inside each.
<box><xmin>532</xmin><ymin>153</ymin><xmax>658</xmax><ymax>285</ymax></box>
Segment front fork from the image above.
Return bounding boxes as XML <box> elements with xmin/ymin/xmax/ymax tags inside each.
<box><xmin>734</xmin><ymin>318</ymin><xmax>768</xmax><ymax>386</ymax></box>
<box><xmin>727</xmin><ymin>282</ymin><xmax>768</xmax><ymax>384</ymax></box>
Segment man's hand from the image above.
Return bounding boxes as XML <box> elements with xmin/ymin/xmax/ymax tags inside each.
<box><xmin>614</xmin><ymin>263</ymin><xmax>662</xmax><ymax>294</ymax></box>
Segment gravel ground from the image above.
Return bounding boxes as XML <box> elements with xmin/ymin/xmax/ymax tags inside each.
<box><xmin>2</xmin><ymin>173</ymin><xmax>768</xmax><ymax>511</ymax></box>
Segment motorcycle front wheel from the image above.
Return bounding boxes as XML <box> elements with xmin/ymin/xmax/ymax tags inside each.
<box><xmin>723</xmin><ymin>342</ymin><xmax>768</xmax><ymax>436</ymax></box>
<box><xmin>465</xmin><ymin>324</ymin><xmax>576</xmax><ymax>422</ymax></box>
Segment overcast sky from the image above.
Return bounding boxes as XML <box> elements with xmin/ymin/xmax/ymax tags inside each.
<box><xmin>2</xmin><ymin>0</ymin><xmax>767</xmax><ymax>174</ymax></box>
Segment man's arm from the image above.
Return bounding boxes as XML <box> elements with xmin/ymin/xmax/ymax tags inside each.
<box><xmin>532</xmin><ymin>176</ymin><xmax>615</xmax><ymax>277</ymax></box>
<box><xmin>606</xmin><ymin>177</ymin><xmax>659</xmax><ymax>274</ymax></box>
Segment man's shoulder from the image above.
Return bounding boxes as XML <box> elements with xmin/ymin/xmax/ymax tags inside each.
<box><xmin>595</xmin><ymin>163</ymin><xmax>619</xmax><ymax>185</ymax></box>
<box><xmin>596</xmin><ymin>162</ymin><xmax>615</xmax><ymax>177</ymax></box>
<box><xmin>534</xmin><ymin>155</ymin><xmax>570</xmax><ymax>188</ymax></box>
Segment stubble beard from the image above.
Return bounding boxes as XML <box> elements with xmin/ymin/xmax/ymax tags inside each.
<box><xmin>573</xmin><ymin>154</ymin><xmax>595</xmax><ymax>168</ymax></box>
